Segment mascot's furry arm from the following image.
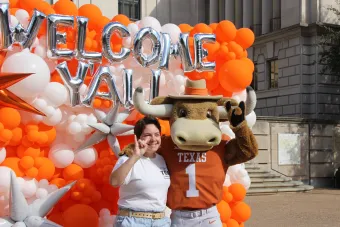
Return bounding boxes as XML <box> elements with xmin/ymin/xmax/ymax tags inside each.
<box><xmin>224</xmin><ymin>100</ymin><xmax>258</xmax><ymax>166</ymax></box>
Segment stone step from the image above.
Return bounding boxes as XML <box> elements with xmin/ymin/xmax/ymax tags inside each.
<box><xmin>248</xmin><ymin>173</ymin><xmax>282</xmax><ymax>178</ymax></box>
<box><xmin>251</xmin><ymin>177</ymin><xmax>292</xmax><ymax>183</ymax></box>
<box><xmin>246</xmin><ymin>169</ymin><xmax>270</xmax><ymax>173</ymax></box>
<box><xmin>244</xmin><ymin>165</ymin><xmax>261</xmax><ymax>170</ymax></box>
<box><xmin>247</xmin><ymin>185</ymin><xmax>314</xmax><ymax>195</ymax></box>
<box><xmin>250</xmin><ymin>181</ymin><xmax>304</xmax><ymax>188</ymax></box>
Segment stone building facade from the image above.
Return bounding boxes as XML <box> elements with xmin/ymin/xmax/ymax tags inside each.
<box><xmin>46</xmin><ymin>0</ymin><xmax>340</xmax><ymax>187</ymax></box>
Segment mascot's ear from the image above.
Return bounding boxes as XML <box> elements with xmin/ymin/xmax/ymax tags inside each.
<box><xmin>151</xmin><ymin>96</ymin><xmax>174</xmax><ymax>105</ymax></box>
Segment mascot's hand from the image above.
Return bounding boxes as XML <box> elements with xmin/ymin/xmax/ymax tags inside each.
<box><xmin>226</xmin><ymin>101</ymin><xmax>245</xmax><ymax>127</ymax></box>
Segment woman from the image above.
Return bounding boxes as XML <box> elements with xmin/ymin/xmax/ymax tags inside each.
<box><xmin>110</xmin><ymin>116</ymin><xmax>171</xmax><ymax>227</ymax></box>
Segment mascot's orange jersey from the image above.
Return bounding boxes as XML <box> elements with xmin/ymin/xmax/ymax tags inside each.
<box><xmin>158</xmin><ymin>136</ymin><xmax>228</xmax><ymax>210</ymax></box>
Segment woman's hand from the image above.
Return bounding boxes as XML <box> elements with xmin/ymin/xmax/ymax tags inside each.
<box><xmin>133</xmin><ymin>135</ymin><xmax>150</xmax><ymax>158</ymax></box>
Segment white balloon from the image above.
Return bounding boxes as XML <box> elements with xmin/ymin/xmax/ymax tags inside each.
<box><xmin>38</xmin><ymin>179</ymin><xmax>49</xmax><ymax>188</ymax></box>
<box><xmin>42</xmin><ymin>108</ymin><xmax>62</xmax><ymax>126</ymax></box>
<box><xmin>123</xmin><ymin>37</ymin><xmax>132</xmax><ymax>48</ymax></box>
<box><xmin>15</xmin><ymin>9</ymin><xmax>29</xmax><ymax>25</ymax></box>
<box><xmin>162</xmin><ymin>23</ymin><xmax>181</xmax><ymax>43</ymax></box>
<box><xmin>34</xmin><ymin>45</ymin><xmax>47</xmax><ymax>58</ymax></box>
<box><xmin>127</xmin><ymin>23</ymin><xmax>139</xmax><ymax>36</ymax></box>
<box><xmin>140</xmin><ymin>16</ymin><xmax>162</xmax><ymax>32</ymax></box>
<box><xmin>41</xmin><ymin>82</ymin><xmax>68</xmax><ymax>107</ymax></box>
<box><xmin>220</xmin><ymin>124</ymin><xmax>235</xmax><ymax>139</ymax></box>
<box><xmin>232</xmin><ymin>89</ymin><xmax>247</xmax><ymax>102</ymax></box>
<box><xmin>74</xmin><ymin>147</ymin><xmax>98</xmax><ymax>168</ymax></box>
<box><xmin>0</xmin><ymin>167</ymin><xmax>14</xmax><ymax>194</ymax></box>
<box><xmin>21</xmin><ymin>178</ymin><xmax>38</xmax><ymax>198</ymax></box>
<box><xmin>223</xmin><ymin>174</ymin><xmax>231</xmax><ymax>187</ymax></box>
<box><xmin>36</xmin><ymin>188</ymin><xmax>48</xmax><ymax>199</ymax></box>
<box><xmin>1</xmin><ymin>49</ymin><xmax>51</xmax><ymax>98</ymax></box>
<box><xmin>13</xmin><ymin>222</ymin><xmax>26</xmax><ymax>227</ymax></box>
<box><xmin>10</xmin><ymin>15</ymin><xmax>19</xmax><ymax>27</ymax></box>
<box><xmin>68</xmin><ymin>122</ymin><xmax>82</xmax><ymax>135</ymax></box>
<box><xmin>44</xmin><ymin>58</ymin><xmax>57</xmax><ymax>73</ymax></box>
<box><xmin>49</xmin><ymin>144</ymin><xmax>74</xmax><ymax>168</ymax></box>
<box><xmin>245</xmin><ymin>111</ymin><xmax>257</xmax><ymax>129</ymax></box>
<box><xmin>0</xmin><ymin>147</ymin><xmax>6</xmax><ymax>164</ymax></box>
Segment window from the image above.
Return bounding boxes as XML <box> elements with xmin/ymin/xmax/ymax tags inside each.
<box><xmin>251</xmin><ymin>63</ymin><xmax>258</xmax><ymax>91</ymax></box>
<box><xmin>268</xmin><ymin>60</ymin><xmax>278</xmax><ymax>89</ymax></box>
<box><xmin>118</xmin><ymin>0</ymin><xmax>141</xmax><ymax>21</ymax></box>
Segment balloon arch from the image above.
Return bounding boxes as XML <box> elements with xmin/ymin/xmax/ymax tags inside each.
<box><xmin>0</xmin><ymin>0</ymin><xmax>256</xmax><ymax>226</ymax></box>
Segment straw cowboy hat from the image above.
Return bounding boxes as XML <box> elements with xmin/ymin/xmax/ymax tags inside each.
<box><xmin>168</xmin><ymin>79</ymin><xmax>222</xmax><ymax>100</ymax></box>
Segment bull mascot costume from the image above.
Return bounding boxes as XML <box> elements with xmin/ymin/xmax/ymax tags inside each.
<box><xmin>121</xmin><ymin>79</ymin><xmax>258</xmax><ymax>227</ymax></box>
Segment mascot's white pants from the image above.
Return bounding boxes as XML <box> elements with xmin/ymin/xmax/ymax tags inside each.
<box><xmin>170</xmin><ymin>206</ymin><xmax>222</xmax><ymax>227</ymax></box>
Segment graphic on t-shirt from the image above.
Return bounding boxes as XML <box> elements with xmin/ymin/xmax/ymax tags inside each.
<box><xmin>177</xmin><ymin>152</ymin><xmax>207</xmax><ymax>163</ymax></box>
<box><xmin>160</xmin><ymin>168</ymin><xmax>170</xmax><ymax>179</ymax></box>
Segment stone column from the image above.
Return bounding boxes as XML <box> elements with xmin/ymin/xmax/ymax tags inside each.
<box><xmin>235</xmin><ymin>0</ymin><xmax>243</xmax><ymax>28</ymax></box>
<box><xmin>225</xmin><ymin>0</ymin><xmax>235</xmax><ymax>23</ymax></box>
<box><xmin>243</xmin><ymin>0</ymin><xmax>253</xmax><ymax>28</ymax></box>
<box><xmin>209</xmin><ymin>0</ymin><xmax>219</xmax><ymax>23</ymax></box>
<box><xmin>253</xmin><ymin>0</ymin><xmax>262</xmax><ymax>35</ymax></box>
<box><xmin>273</xmin><ymin>0</ymin><xmax>281</xmax><ymax>18</ymax></box>
<box><xmin>262</xmin><ymin>0</ymin><xmax>273</xmax><ymax>34</ymax></box>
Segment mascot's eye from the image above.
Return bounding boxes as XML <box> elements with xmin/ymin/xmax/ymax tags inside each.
<box><xmin>206</xmin><ymin>110</ymin><xmax>212</xmax><ymax>118</ymax></box>
<box><xmin>179</xmin><ymin>109</ymin><xmax>187</xmax><ymax>118</ymax></box>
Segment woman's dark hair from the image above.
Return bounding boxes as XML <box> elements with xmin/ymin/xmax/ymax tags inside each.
<box><xmin>134</xmin><ymin>116</ymin><xmax>161</xmax><ymax>139</ymax></box>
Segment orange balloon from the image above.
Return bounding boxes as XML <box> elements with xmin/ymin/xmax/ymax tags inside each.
<box><xmin>229</xmin><ymin>183</ymin><xmax>246</xmax><ymax>202</ymax></box>
<box><xmin>178</xmin><ymin>24</ymin><xmax>193</xmax><ymax>33</ymax></box>
<box><xmin>240</xmin><ymin>57</ymin><xmax>255</xmax><ymax>73</ymax></box>
<box><xmin>204</xmin><ymin>42</ymin><xmax>221</xmax><ymax>61</ymax></box>
<box><xmin>0</xmin><ymin>129</ymin><xmax>13</xmax><ymax>142</ymax></box>
<box><xmin>26</xmin><ymin>167</ymin><xmax>38</xmax><ymax>178</ymax></box>
<box><xmin>217</xmin><ymin>200</ymin><xmax>231</xmax><ymax>223</ymax></box>
<box><xmin>36</xmin><ymin>157</ymin><xmax>55</xmax><ymax>180</ymax></box>
<box><xmin>54</xmin><ymin>0</ymin><xmax>78</xmax><ymax>16</ymax></box>
<box><xmin>218</xmin><ymin>60</ymin><xmax>253</xmax><ymax>92</ymax></box>
<box><xmin>50</xmin><ymin>178</ymin><xmax>66</xmax><ymax>188</ymax></box>
<box><xmin>78</xmin><ymin>4</ymin><xmax>102</xmax><ymax>30</ymax></box>
<box><xmin>9</xmin><ymin>0</ymin><xmax>19</xmax><ymax>8</ymax></box>
<box><xmin>191</xmin><ymin>23</ymin><xmax>213</xmax><ymax>36</ymax></box>
<box><xmin>97</xmin><ymin>16</ymin><xmax>111</xmax><ymax>32</ymax></box>
<box><xmin>9</xmin><ymin>8</ymin><xmax>20</xmax><ymax>16</ymax></box>
<box><xmin>1</xmin><ymin>157</ymin><xmax>25</xmax><ymax>177</ymax></box>
<box><xmin>9</xmin><ymin>127</ymin><xmax>22</xmax><ymax>146</ymax></box>
<box><xmin>227</xmin><ymin>219</ymin><xmax>240</xmax><ymax>227</ymax></box>
<box><xmin>215</xmin><ymin>20</ymin><xmax>237</xmax><ymax>43</ymax></box>
<box><xmin>227</xmin><ymin>41</ymin><xmax>244</xmax><ymax>59</ymax></box>
<box><xmin>211</xmin><ymin>85</ymin><xmax>232</xmax><ymax>97</ymax></box>
<box><xmin>63</xmin><ymin>204</ymin><xmax>99</xmax><ymax>227</ymax></box>
<box><xmin>209</xmin><ymin>23</ymin><xmax>218</xmax><ymax>31</ymax></box>
<box><xmin>0</xmin><ymin>108</ymin><xmax>21</xmax><ymax>129</ymax></box>
<box><xmin>112</xmin><ymin>14</ymin><xmax>131</xmax><ymax>27</ymax></box>
<box><xmin>239</xmin><ymin>223</ymin><xmax>244</xmax><ymax>227</ymax></box>
<box><xmin>206</xmin><ymin>74</ymin><xmax>219</xmax><ymax>91</ymax></box>
<box><xmin>231</xmin><ymin>202</ymin><xmax>251</xmax><ymax>223</ymax></box>
<box><xmin>19</xmin><ymin>156</ymin><xmax>34</xmax><ymax>169</ymax></box>
<box><xmin>63</xmin><ymin>164</ymin><xmax>84</xmax><ymax>181</ymax></box>
<box><xmin>234</xmin><ymin>28</ymin><xmax>255</xmax><ymax>49</ymax></box>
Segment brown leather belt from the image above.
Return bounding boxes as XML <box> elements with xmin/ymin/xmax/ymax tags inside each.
<box><xmin>118</xmin><ymin>209</ymin><xmax>165</xmax><ymax>219</ymax></box>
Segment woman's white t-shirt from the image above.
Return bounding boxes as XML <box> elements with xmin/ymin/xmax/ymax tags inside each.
<box><xmin>113</xmin><ymin>154</ymin><xmax>170</xmax><ymax>212</ymax></box>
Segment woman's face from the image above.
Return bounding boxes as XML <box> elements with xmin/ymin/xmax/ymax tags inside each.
<box><xmin>140</xmin><ymin>124</ymin><xmax>161</xmax><ymax>154</ymax></box>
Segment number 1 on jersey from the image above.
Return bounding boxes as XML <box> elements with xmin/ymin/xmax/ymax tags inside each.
<box><xmin>185</xmin><ymin>164</ymin><xmax>199</xmax><ymax>197</ymax></box>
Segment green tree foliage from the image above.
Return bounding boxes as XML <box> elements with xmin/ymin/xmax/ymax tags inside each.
<box><xmin>319</xmin><ymin>2</ymin><xmax>340</xmax><ymax>77</ymax></box>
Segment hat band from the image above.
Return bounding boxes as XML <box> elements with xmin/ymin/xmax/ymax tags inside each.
<box><xmin>184</xmin><ymin>87</ymin><xmax>209</xmax><ymax>95</ymax></box>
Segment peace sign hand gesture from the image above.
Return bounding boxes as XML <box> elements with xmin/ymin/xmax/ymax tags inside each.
<box><xmin>133</xmin><ymin>135</ymin><xmax>150</xmax><ymax>158</ymax></box>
